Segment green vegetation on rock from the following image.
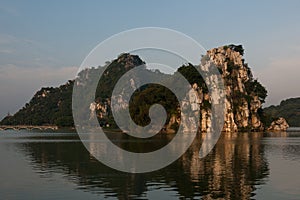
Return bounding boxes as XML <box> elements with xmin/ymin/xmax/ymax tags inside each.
<box><xmin>1</xmin><ymin>81</ymin><xmax>74</xmax><ymax>127</ymax></box>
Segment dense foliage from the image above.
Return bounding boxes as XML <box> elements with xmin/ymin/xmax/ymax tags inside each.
<box><xmin>263</xmin><ymin>97</ymin><xmax>300</xmax><ymax>127</ymax></box>
<box><xmin>129</xmin><ymin>84</ymin><xmax>179</xmax><ymax>126</ymax></box>
<box><xmin>176</xmin><ymin>63</ymin><xmax>208</xmax><ymax>93</ymax></box>
<box><xmin>1</xmin><ymin>81</ymin><xmax>74</xmax><ymax>127</ymax></box>
<box><xmin>224</xmin><ymin>44</ymin><xmax>244</xmax><ymax>56</ymax></box>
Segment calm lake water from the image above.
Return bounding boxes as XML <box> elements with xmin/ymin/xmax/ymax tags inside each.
<box><xmin>0</xmin><ymin>130</ymin><xmax>300</xmax><ymax>200</ymax></box>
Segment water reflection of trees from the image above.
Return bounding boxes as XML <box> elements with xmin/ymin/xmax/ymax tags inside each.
<box><xmin>17</xmin><ymin>132</ymin><xmax>269</xmax><ymax>199</ymax></box>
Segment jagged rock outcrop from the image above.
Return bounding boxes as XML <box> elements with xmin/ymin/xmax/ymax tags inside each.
<box><xmin>193</xmin><ymin>45</ymin><xmax>267</xmax><ymax>132</ymax></box>
<box><xmin>267</xmin><ymin>117</ymin><xmax>289</xmax><ymax>131</ymax></box>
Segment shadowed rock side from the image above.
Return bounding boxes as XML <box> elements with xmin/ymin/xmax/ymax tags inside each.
<box><xmin>1</xmin><ymin>45</ymin><xmax>268</xmax><ymax>132</ymax></box>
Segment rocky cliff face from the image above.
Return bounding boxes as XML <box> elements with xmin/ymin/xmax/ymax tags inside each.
<box><xmin>192</xmin><ymin>45</ymin><xmax>267</xmax><ymax>132</ymax></box>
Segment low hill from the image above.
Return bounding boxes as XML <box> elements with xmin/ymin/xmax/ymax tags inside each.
<box><xmin>0</xmin><ymin>81</ymin><xmax>74</xmax><ymax>127</ymax></box>
<box><xmin>263</xmin><ymin>97</ymin><xmax>300</xmax><ymax>127</ymax></box>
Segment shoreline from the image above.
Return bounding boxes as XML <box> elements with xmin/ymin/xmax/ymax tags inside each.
<box><xmin>1</xmin><ymin>125</ymin><xmax>299</xmax><ymax>133</ymax></box>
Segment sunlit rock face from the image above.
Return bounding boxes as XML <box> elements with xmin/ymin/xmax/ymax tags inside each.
<box><xmin>198</xmin><ymin>45</ymin><xmax>266</xmax><ymax>132</ymax></box>
<box><xmin>267</xmin><ymin>117</ymin><xmax>289</xmax><ymax>131</ymax></box>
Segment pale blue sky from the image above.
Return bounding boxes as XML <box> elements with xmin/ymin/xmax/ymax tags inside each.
<box><xmin>0</xmin><ymin>0</ymin><xmax>300</xmax><ymax>119</ymax></box>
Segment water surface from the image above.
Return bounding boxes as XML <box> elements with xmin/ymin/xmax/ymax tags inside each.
<box><xmin>0</xmin><ymin>130</ymin><xmax>300</xmax><ymax>199</ymax></box>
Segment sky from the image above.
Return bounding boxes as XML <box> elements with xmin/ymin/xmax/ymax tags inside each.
<box><xmin>0</xmin><ymin>0</ymin><xmax>300</xmax><ymax>119</ymax></box>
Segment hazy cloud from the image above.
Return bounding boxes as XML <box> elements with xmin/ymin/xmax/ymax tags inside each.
<box><xmin>0</xmin><ymin>49</ymin><xmax>13</xmax><ymax>54</ymax></box>
<box><xmin>0</xmin><ymin>64</ymin><xmax>78</xmax><ymax>119</ymax></box>
<box><xmin>0</xmin><ymin>5</ymin><xmax>19</xmax><ymax>16</ymax></box>
<box><xmin>0</xmin><ymin>34</ymin><xmax>66</xmax><ymax>69</ymax></box>
<box><xmin>257</xmin><ymin>55</ymin><xmax>300</xmax><ymax>106</ymax></box>
<box><xmin>0</xmin><ymin>34</ymin><xmax>18</xmax><ymax>44</ymax></box>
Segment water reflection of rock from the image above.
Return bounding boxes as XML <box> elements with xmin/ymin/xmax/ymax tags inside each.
<box><xmin>17</xmin><ymin>132</ymin><xmax>269</xmax><ymax>199</ymax></box>
<box><xmin>179</xmin><ymin>132</ymin><xmax>269</xmax><ymax>199</ymax></box>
